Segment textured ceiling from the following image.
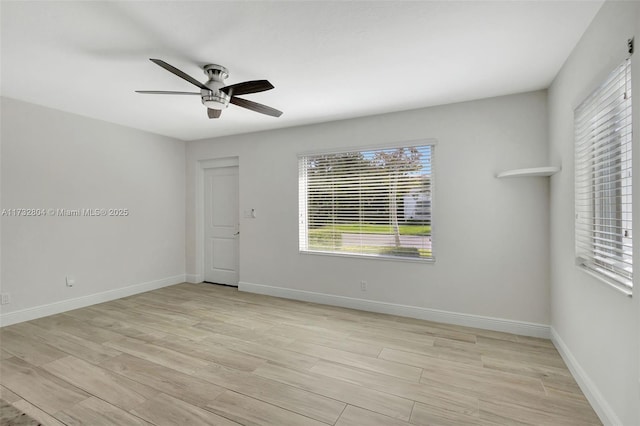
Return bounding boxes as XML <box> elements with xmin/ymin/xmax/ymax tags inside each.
<box><xmin>1</xmin><ymin>1</ymin><xmax>603</xmax><ymax>141</ymax></box>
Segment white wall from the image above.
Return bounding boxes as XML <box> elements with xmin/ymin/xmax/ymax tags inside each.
<box><xmin>548</xmin><ymin>1</ymin><xmax>640</xmax><ymax>425</ymax></box>
<box><xmin>0</xmin><ymin>97</ymin><xmax>186</xmax><ymax>325</ymax></box>
<box><xmin>187</xmin><ymin>91</ymin><xmax>550</xmax><ymax>330</ymax></box>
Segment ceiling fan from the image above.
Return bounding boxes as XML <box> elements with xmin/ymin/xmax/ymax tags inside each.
<box><xmin>136</xmin><ymin>59</ymin><xmax>283</xmax><ymax>119</ymax></box>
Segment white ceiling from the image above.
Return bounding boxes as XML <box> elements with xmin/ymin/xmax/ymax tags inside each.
<box><xmin>1</xmin><ymin>1</ymin><xmax>603</xmax><ymax>141</ymax></box>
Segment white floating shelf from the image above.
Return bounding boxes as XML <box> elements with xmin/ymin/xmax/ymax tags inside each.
<box><xmin>496</xmin><ymin>166</ymin><xmax>561</xmax><ymax>178</ymax></box>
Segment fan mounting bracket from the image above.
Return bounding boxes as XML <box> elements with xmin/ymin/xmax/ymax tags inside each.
<box><xmin>203</xmin><ymin>64</ymin><xmax>229</xmax><ymax>82</ymax></box>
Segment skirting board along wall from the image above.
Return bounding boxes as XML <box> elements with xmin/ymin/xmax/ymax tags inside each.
<box><xmin>0</xmin><ymin>275</ymin><xmax>186</xmax><ymax>327</ymax></box>
<box><xmin>239</xmin><ymin>281</ymin><xmax>550</xmax><ymax>338</ymax></box>
<box><xmin>186</xmin><ymin>274</ymin><xmax>202</xmax><ymax>284</ymax></box>
<box><xmin>551</xmin><ymin>328</ymin><xmax>616</xmax><ymax>426</ymax></box>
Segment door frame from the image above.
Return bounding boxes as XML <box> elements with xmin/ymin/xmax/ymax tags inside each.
<box><xmin>195</xmin><ymin>157</ymin><xmax>240</xmax><ymax>284</ymax></box>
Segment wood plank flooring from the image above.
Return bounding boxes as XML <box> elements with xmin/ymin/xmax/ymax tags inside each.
<box><xmin>0</xmin><ymin>283</ymin><xmax>600</xmax><ymax>425</ymax></box>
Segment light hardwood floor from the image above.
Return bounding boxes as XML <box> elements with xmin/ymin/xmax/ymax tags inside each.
<box><xmin>0</xmin><ymin>283</ymin><xmax>600</xmax><ymax>425</ymax></box>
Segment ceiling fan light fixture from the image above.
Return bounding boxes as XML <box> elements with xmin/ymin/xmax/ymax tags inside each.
<box><xmin>201</xmin><ymin>92</ymin><xmax>230</xmax><ymax>110</ymax></box>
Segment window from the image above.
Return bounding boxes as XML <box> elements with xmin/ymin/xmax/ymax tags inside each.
<box><xmin>299</xmin><ymin>142</ymin><xmax>434</xmax><ymax>261</ymax></box>
<box><xmin>575</xmin><ymin>57</ymin><xmax>632</xmax><ymax>293</ymax></box>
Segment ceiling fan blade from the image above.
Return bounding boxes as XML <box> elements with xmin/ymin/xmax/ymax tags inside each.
<box><xmin>208</xmin><ymin>108</ymin><xmax>222</xmax><ymax>119</ymax></box>
<box><xmin>136</xmin><ymin>91</ymin><xmax>201</xmax><ymax>95</ymax></box>
<box><xmin>230</xmin><ymin>97</ymin><xmax>282</xmax><ymax>117</ymax></box>
<box><xmin>221</xmin><ymin>80</ymin><xmax>274</xmax><ymax>96</ymax></box>
<box><xmin>149</xmin><ymin>59</ymin><xmax>208</xmax><ymax>90</ymax></box>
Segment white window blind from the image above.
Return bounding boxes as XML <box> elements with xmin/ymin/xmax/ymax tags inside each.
<box><xmin>575</xmin><ymin>57</ymin><xmax>632</xmax><ymax>292</ymax></box>
<box><xmin>299</xmin><ymin>144</ymin><xmax>433</xmax><ymax>260</ymax></box>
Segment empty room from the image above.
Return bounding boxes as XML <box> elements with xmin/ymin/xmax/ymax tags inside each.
<box><xmin>1</xmin><ymin>1</ymin><xmax>639</xmax><ymax>425</ymax></box>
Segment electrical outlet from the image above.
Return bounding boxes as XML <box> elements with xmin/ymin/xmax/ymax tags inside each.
<box><xmin>1</xmin><ymin>293</ymin><xmax>10</xmax><ymax>305</ymax></box>
<box><xmin>360</xmin><ymin>280</ymin><xmax>367</xmax><ymax>291</ymax></box>
<box><xmin>66</xmin><ymin>275</ymin><xmax>75</xmax><ymax>287</ymax></box>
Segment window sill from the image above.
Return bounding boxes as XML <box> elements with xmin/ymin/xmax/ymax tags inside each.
<box><xmin>300</xmin><ymin>249</ymin><xmax>435</xmax><ymax>264</ymax></box>
<box><xmin>576</xmin><ymin>264</ymin><xmax>632</xmax><ymax>297</ymax></box>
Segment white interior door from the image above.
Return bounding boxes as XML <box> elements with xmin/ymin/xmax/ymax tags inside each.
<box><xmin>204</xmin><ymin>166</ymin><xmax>239</xmax><ymax>286</ymax></box>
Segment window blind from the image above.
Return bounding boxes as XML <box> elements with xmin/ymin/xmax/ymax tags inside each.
<box><xmin>299</xmin><ymin>144</ymin><xmax>433</xmax><ymax>260</ymax></box>
<box><xmin>575</xmin><ymin>58</ymin><xmax>632</xmax><ymax>291</ymax></box>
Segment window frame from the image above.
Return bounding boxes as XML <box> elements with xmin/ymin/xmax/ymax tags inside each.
<box><xmin>298</xmin><ymin>139</ymin><xmax>437</xmax><ymax>263</ymax></box>
<box><xmin>574</xmin><ymin>57</ymin><xmax>633</xmax><ymax>296</ymax></box>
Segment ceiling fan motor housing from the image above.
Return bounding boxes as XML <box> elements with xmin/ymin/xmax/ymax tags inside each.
<box><xmin>201</xmin><ymin>64</ymin><xmax>230</xmax><ymax>110</ymax></box>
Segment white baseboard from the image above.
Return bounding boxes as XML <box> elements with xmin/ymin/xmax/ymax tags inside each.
<box><xmin>551</xmin><ymin>328</ymin><xmax>616</xmax><ymax>426</ymax></box>
<box><xmin>239</xmin><ymin>281</ymin><xmax>550</xmax><ymax>338</ymax></box>
<box><xmin>186</xmin><ymin>274</ymin><xmax>203</xmax><ymax>284</ymax></box>
<box><xmin>0</xmin><ymin>274</ymin><xmax>186</xmax><ymax>327</ymax></box>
